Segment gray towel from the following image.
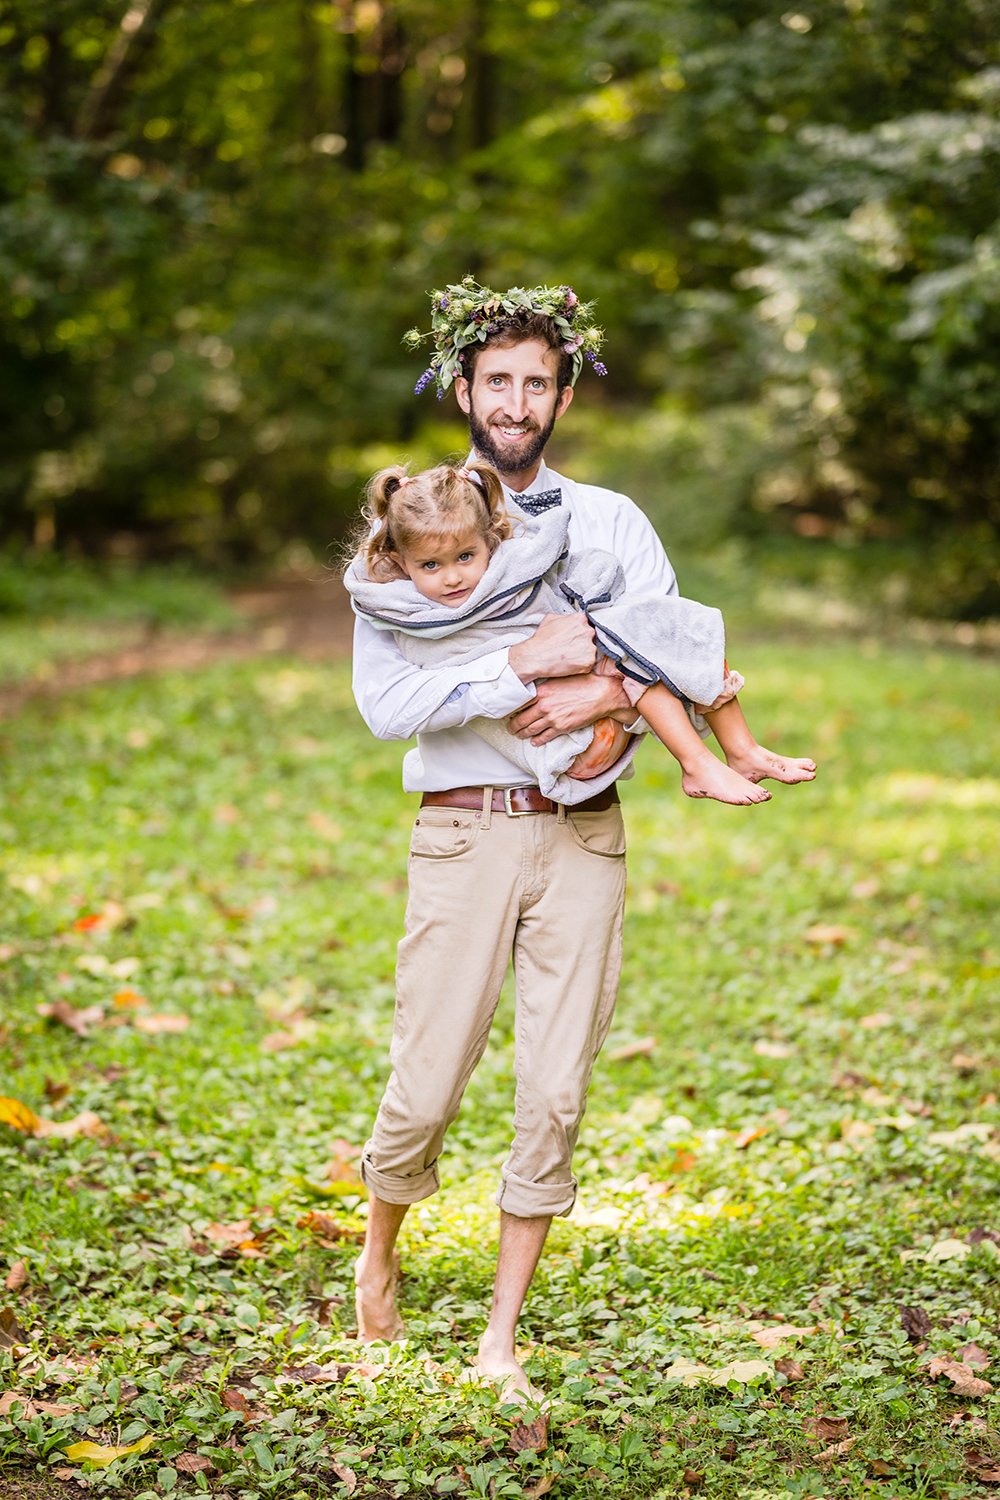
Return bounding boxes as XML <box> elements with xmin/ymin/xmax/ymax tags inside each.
<box><xmin>346</xmin><ymin>497</ymin><xmax>725</xmax><ymax>802</ymax></box>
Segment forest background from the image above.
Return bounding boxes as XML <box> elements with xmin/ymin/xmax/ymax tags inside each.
<box><xmin>1</xmin><ymin>0</ymin><xmax>999</xmax><ymax>622</ymax></box>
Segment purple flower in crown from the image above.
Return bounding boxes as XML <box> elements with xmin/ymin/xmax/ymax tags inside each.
<box><xmin>585</xmin><ymin>351</ymin><xmax>607</xmax><ymax>376</ymax></box>
<box><xmin>562</xmin><ymin>334</ymin><xmax>584</xmax><ymax>354</ymax></box>
<box><xmin>414</xmin><ymin>367</ymin><xmax>435</xmax><ymax>395</ymax></box>
<box><xmin>438</xmin><ymin>296</ymin><xmax>449</xmax><ymax>309</ymax></box>
<box><xmin>564</xmin><ymin>287</ymin><xmax>578</xmax><ymax>309</ymax></box>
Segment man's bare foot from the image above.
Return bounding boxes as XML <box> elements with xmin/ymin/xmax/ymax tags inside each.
<box><xmin>727</xmin><ymin>744</ymin><xmax>817</xmax><ymax>785</ymax></box>
<box><xmin>354</xmin><ymin>1250</ymin><xmax>405</xmax><ymax>1342</ymax></box>
<box><xmin>681</xmin><ymin>752</ymin><xmax>772</xmax><ymax>805</ymax></box>
<box><xmin>476</xmin><ymin>1334</ymin><xmax>546</xmax><ymax>1406</ymax></box>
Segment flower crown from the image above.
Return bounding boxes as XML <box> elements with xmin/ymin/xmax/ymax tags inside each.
<box><xmin>403</xmin><ymin>275</ymin><xmax>607</xmax><ymax>397</ymax></box>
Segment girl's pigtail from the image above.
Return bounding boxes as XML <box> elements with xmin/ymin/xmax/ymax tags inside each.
<box><xmin>466</xmin><ymin>463</ymin><xmax>513</xmax><ymax>550</ymax></box>
<box><xmin>360</xmin><ymin>465</ymin><xmax>410</xmax><ymax>579</ymax></box>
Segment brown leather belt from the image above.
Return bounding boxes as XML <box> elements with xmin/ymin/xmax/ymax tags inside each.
<box><xmin>420</xmin><ymin>784</ymin><xmax>620</xmax><ymax>816</ymax></box>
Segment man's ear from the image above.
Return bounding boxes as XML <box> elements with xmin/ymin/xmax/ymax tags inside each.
<box><xmin>454</xmin><ymin>375</ymin><xmax>472</xmax><ymax>415</ymax></box>
<box><xmin>554</xmin><ymin>384</ymin><xmax>574</xmax><ymax>421</ymax></box>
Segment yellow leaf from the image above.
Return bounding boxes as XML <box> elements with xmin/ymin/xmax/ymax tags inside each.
<box><xmin>926</xmin><ymin>1238</ymin><xmax>971</xmax><ymax>1263</ymax></box>
<box><xmin>663</xmin><ymin>1357</ymin><xmax>712</xmax><ymax>1386</ymax></box>
<box><xmin>752</xmin><ymin>1324</ymin><xmax>818</xmax><ymax>1350</ymax></box>
<box><xmin>64</xmin><ymin>1435</ymin><xmax>155</xmax><ymax>1466</ymax></box>
<box><xmin>710</xmin><ymin>1359</ymin><xmax>772</xmax><ymax>1385</ymax></box>
<box><xmin>0</xmin><ymin>1097</ymin><xmax>42</xmax><ymax>1134</ymax></box>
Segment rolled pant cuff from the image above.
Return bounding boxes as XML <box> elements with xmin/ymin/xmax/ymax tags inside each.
<box><xmin>360</xmin><ymin>1153</ymin><xmax>439</xmax><ymax>1205</ymax></box>
<box><xmin>496</xmin><ymin>1169</ymin><xmax>577</xmax><ymax>1219</ymax></box>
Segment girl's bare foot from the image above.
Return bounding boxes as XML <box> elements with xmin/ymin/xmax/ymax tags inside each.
<box><xmin>727</xmin><ymin>744</ymin><xmax>817</xmax><ymax>785</ymax></box>
<box><xmin>681</xmin><ymin>751</ymin><xmax>772</xmax><ymax>805</ymax></box>
<box><xmin>354</xmin><ymin>1250</ymin><xmax>405</xmax><ymax>1342</ymax></box>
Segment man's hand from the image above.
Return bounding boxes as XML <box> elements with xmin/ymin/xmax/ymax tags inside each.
<box><xmin>508</xmin><ymin>669</ymin><xmax>634</xmax><ymax>744</ymax></box>
<box><xmin>508</xmin><ymin>613</ymin><xmax>597</xmax><ymax>684</ymax></box>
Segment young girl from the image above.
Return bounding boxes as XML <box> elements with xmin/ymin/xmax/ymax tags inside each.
<box><xmin>345</xmin><ymin>461</ymin><xmax>816</xmax><ymax>805</ymax></box>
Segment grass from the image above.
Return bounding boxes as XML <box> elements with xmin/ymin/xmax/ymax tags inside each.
<box><xmin>0</xmin><ymin>557</ymin><xmax>238</xmax><ymax>689</ymax></box>
<box><xmin>0</xmin><ymin>617</ymin><xmax>998</xmax><ymax>1498</ymax></box>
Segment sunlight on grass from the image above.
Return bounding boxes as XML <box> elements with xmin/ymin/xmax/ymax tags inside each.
<box><xmin>1</xmin><ymin>640</ymin><xmax>999</xmax><ymax>1499</ymax></box>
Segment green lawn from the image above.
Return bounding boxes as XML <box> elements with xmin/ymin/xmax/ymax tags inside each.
<box><xmin>1</xmin><ymin>633</ymin><xmax>998</xmax><ymax>1499</ymax></box>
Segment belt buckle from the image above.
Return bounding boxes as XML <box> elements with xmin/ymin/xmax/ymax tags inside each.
<box><xmin>503</xmin><ymin>788</ymin><xmax>541</xmax><ymax>817</ymax></box>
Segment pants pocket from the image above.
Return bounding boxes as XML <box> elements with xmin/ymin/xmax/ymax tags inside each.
<box><xmin>409</xmin><ymin>807</ymin><xmax>481</xmax><ymax>860</ymax></box>
<box><xmin>566</xmin><ymin>807</ymin><xmax>626</xmax><ymax>858</ymax></box>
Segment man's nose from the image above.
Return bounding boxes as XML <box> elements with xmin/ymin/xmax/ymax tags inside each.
<box><xmin>504</xmin><ymin>386</ymin><xmax>529</xmax><ymax>420</ymax></box>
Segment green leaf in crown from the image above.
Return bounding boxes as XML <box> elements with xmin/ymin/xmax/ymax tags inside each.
<box><xmin>405</xmin><ymin>277</ymin><xmax>606</xmax><ymax>398</ymax></box>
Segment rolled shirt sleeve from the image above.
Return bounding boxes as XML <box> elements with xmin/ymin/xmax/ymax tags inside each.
<box><xmin>352</xmin><ymin>618</ymin><xmax>536</xmax><ymax>742</ymax></box>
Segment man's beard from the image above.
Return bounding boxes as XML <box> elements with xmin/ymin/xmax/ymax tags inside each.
<box><xmin>468</xmin><ymin>405</ymin><xmax>557</xmax><ymax>477</ymax></box>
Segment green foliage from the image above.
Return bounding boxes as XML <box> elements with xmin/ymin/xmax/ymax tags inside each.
<box><xmin>0</xmin><ymin>620</ymin><xmax>998</xmax><ymax>1495</ymax></box>
<box><xmin>0</xmin><ymin>1</ymin><xmax>998</xmax><ymax>614</ymax></box>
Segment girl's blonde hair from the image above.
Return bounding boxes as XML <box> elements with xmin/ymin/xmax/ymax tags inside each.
<box><xmin>355</xmin><ymin>461</ymin><xmax>513</xmax><ymax>582</ymax></box>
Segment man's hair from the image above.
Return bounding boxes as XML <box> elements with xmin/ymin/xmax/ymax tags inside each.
<box><xmin>460</xmin><ymin>312</ymin><xmax>574</xmax><ymax>394</ymax></box>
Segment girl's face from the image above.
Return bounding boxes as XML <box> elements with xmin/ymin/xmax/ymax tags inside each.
<box><xmin>392</xmin><ymin>526</ymin><xmax>491</xmax><ymax>608</ymax></box>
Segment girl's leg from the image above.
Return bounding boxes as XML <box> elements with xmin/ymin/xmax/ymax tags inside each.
<box><xmin>635</xmin><ymin>682</ymin><xmax>771</xmax><ymax>805</ymax></box>
<box><xmin>704</xmin><ymin>697</ymin><xmax>817</xmax><ymax>785</ymax></box>
<box><xmin>566</xmin><ymin>716</ymin><xmax>631</xmax><ymax>780</ymax></box>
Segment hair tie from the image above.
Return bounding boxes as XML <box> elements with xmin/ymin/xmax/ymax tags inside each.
<box><xmin>459</xmin><ymin>466</ymin><xmax>484</xmax><ymax>491</ymax></box>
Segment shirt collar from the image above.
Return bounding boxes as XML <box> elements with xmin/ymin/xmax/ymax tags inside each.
<box><xmin>466</xmin><ymin>452</ymin><xmax>558</xmax><ymax>500</ymax></box>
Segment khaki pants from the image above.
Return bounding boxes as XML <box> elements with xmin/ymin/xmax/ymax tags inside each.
<box><xmin>360</xmin><ymin>796</ymin><xmax>626</xmax><ymax>1218</ymax></box>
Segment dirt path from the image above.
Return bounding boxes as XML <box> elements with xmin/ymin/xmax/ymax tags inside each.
<box><xmin>0</xmin><ymin>578</ymin><xmax>356</xmax><ymax>721</ymax></box>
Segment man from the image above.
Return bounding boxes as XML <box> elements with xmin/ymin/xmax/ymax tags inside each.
<box><xmin>351</xmin><ymin>280</ymin><xmax>678</xmax><ymax>1399</ymax></box>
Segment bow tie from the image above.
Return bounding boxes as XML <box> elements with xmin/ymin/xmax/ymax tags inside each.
<box><xmin>512</xmin><ymin>488</ymin><xmax>562</xmax><ymax>516</ymax></box>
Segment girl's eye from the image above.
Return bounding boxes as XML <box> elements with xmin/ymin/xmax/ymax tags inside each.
<box><xmin>458</xmin><ymin>552</ymin><xmax>473</xmax><ymax>562</ymax></box>
<box><xmin>422</xmin><ymin>561</ymin><xmax>438</xmax><ymax>570</ymax></box>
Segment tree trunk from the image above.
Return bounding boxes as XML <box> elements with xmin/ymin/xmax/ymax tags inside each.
<box><xmin>76</xmin><ymin>0</ymin><xmax>174</xmax><ymax>141</ymax></box>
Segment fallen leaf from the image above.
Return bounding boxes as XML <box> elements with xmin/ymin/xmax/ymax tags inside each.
<box><xmin>709</xmin><ymin>1359</ymin><xmax>771</xmax><ymax>1386</ymax></box>
<box><xmin>261</xmin><ymin>1017</ymin><xmax>318</xmax><ymax>1052</ymax></box>
<box><xmin>308</xmin><ymin>810</ymin><xmax>343</xmax><ymax>842</ymax></box>
<box><xmin>804</xmin><ymin>1415</ymin><xmax>850</xmax><ymax>1442</ymax></box>
<box><xmin>840</xmin><ymin>1118</ymin><xmax>876</xmax><ymax>1145</ymax></box>
<box><xmin>899</xmin><ymin>1305</ymin><xmax>932</xmax><ymax>1343</ymax></box>
<box><xmin>0</xmin><ymin>1307</ymin><xmax>30</xmax><ymax>1348</ymax></box>
<box><xmin>804</xmin><ymin>923</ymin><xmax>854</xmax><ymax>946</ymax></box>
<box><xmin>509</xmin><ymin>1415</ymin><xmax>548</xmax><ymax>1454</ymax></box>
<box><xmin>37</xmin><ymin>1110</ymin><xmax>109</xmax><ymax>1141</ymax></box>
<box><xmin>969</xmin><ymin>1227</ymin><xmax>1000</xmax><ymax>1247</ymax></box>
<box><xmin>523</xmin><ymin>1477</ymin><xmax>555</xmax><ymax>1500</ymax></box>
<box><xmin>0</xmin><ymin>1096</ymin><xmax>42</xmax><ymax>1134</ymax></box>
<box><xmin>858</xmin><ymin>1010</ymin><xmax>894</xmax><ymax>1029</ymax></box>
<box><xmin>222</xmin><ymin>1386</ymin><xmax>253</xmax><ymax>1415</ymax></box>
<box><xmin>113</xmin><ymin>988</ymin><xmax>147</xmax><ymax>1009</ymax></box>
<box><xmin>928</xmin><ymin>1123</ymin><xmax>994</xmax><ymax>1147</ymax></box>
<box><xmin>816</xmin><ymin>1437</ymin><xmax>856</xmax><ymax>1463</ymax></box>
<box><xmin>966</xmin><ymin>1448</ymin><xmax>1000</xmax><ymax>1483</ymax></box>
<box><xmin>213</xmin><ymin>803</ymin><xmax>242</xmax><ymax>824</ymax></box>
<box><xmin>682</xmin><ymin>1468</ymin><xmax>705</xmax><ymax>1488</ymax></box>
<box><xmin>296</xmin><ymin>1211</ymin><xmax>365</xmax><ymax>1245</ymax></box>
<box><xmin>926</xmin><ymin>1237</ymin><xmax>972</xmax><ymax>1262</ymax></box>
<box><xmin>927</xmin><ymin>1357</ymin><xmax>993</xmax><ymax>1397</ymax></box>
<box><xmin>64</xmin><ymin>1435</ymin><xmax>155</xmax><ymax>1466</ymax></box>
<box><xmin>331</xmin><ymin>1461</ymin><xmax>358</xmax><ymax>1493</ymax></box>
<box><xmin>951</xmin><ymin>1053</ymin><xmax>981</xmax><ymax>1074</ymax></box>
<box><xmin>187</xmin><ymin>1219</ymin><xmax>272</xmax><ymax>1259</ymax></box>
<box><xmin>5</xmin><ymin>1261</ymin><xmax>28</xmax><ymax>1293</ymax></box>
<box><xmin>175</xmin><ymin>1453</ymin><xmax>215</xmax><ymax>1474</ymax></box>
<box><xmin>279</xmin><ymin>1361</ymin><xmax>377</xmax><ymax>1384</ymax></box>
<box><xmin>775</xmin><ymin>1356</ymin><xmax>805</xmax><ymax>1381</ymax></box>
<box><xmin>607</xmin><ymin>1036</ymin><xmax>657</xmax><ymax>1062</ymax></box>
<box><xmin>36</xmin><ymin>1001</ymin><xmax>105</xmax><ymax>1036</ymax></box>
<box><xmin>733</xmin><ymin>1124</ymin><xmax>768</xmax><ymax>1149</ymax></box>
<box><xmin>753</xmin><ymin>1039</ymin><xmax>795</xmax><ymax>1058</ymax></box>
<box><xmin>664</xmin><ymin>1357</ymin><xmax>712</xmax><ymax>1386</ymax></box>
<box><xmin>0</xmin><ymin>1392</ymin><xmax>78</xmax><ymax>1417</ymax></box>
<box><xmin>752</xmin><ymin>1324</ymin><xmax>817</xmax><ymax>1350</ymax></box>
<box><xmin>134</xmin><ymin>1012</ymin><xmax>190</xmax><ymax>1034</ymax></box>
<box><xmin>957</xmin><ymin>1343</ymin><xmax>990</xmax><ymax>1370</ymax></box>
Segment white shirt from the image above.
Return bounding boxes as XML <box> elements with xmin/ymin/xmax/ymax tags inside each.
<box><xmin>350</xmin><ymin>459</ymin><xmax>679</xmax><ymax>791</ymax></box>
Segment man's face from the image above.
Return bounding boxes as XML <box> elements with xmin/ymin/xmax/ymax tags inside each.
<box><xmin>455</xmin><ymin>337</ymin><xmax>573</xmax><ymax>484</ymax></box>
